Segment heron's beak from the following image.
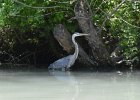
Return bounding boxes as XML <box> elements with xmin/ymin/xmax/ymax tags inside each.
<box><xmin>80</xmin><ymin>34</ymin><xmax>89</xmax><ymax>36</ymax></box>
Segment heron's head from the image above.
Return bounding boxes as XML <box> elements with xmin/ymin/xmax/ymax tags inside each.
<box><xmin>73</xmin><ymin>32</ymin><xmax>89</xmax><ymax>37</ymax></box>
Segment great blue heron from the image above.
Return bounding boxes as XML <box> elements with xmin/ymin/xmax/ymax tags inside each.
<box><xmin>48</xmin><ymin>32</ymin><xmax>89</xmax><ymax>70</ymax></box>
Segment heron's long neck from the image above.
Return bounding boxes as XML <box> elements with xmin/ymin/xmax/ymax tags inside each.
<box><xmin>72</xmin><ymin>35</ymin><xmax>79</xmax><ymax>59</ymax></box>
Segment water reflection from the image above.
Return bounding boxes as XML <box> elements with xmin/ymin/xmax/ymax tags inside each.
<box><xmin>0</xmin><ymin>70</ymin><xmax>140</xmax><ymax>100</ymax></box>
<box><xmin>49</xmin><ymin>71</ymin><xmax>79</xmax><ymax>100</ymax></box>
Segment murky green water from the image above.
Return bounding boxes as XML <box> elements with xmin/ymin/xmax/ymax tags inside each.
<box><xmin>0</xmin><ymin>70</ymin><xmax>140</xmax><ymax>100</ymax></box>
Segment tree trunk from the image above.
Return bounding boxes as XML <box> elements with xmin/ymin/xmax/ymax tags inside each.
<box><xmin>74</xmin><ymin>0</ymin><xmax>111</xmax><ymax>65</ymax></box>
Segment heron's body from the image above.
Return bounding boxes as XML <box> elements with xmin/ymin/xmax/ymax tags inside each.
<box><xmin>48</xmin><ymin>32</ymin><xmax>88</xmax><ymax>70</ymax></box>
<box><xmin>48</xmin><ymin>55</ymin><xmax>74</xmax><ymax>69</ymax></box>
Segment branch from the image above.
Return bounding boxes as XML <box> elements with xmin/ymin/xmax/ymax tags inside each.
<box><xmin>10</xmin><ymin>11</ymin><xmax>69</xmax><ymax>18</ymax></box>
<box><xmin>98</xmin><ymin>0</ymin><xmax>126</xmax><ymax>33</ymax></box>
<box><xmin>119</xmin><ymin>17</ymin><xmax>140</xmax><ymax>29</ymax></box>
<box><xmin>13</xmin><ymin>0</ymin><xmax>72</xmax><ymax>10</ymax></box>
<box><xmin>93</xmin><ymin>0</ymin><xmax>109</xmax><ymax>15</ymax></box>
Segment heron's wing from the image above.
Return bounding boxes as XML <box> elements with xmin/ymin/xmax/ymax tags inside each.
<box><xmin>49</xmin><ymin>55</ymin><xmax>72</xmax><ymax>69</ymax></box>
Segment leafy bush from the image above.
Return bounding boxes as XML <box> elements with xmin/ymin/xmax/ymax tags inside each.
<box><xmin>0</xmin><ymin>0</ymin><xmax>140</xmax><ymax>66</ymax></box>
<box><xmin>0</xmin><ymin>0</ymin><xmax>75</xmax><ymax>63</ymax></box>
<box><xmin>90</xmin><ymin>0</ymin><xmax>140</xmax><ymax>65</ymax></box>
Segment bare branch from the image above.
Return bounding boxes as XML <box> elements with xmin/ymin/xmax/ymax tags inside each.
<box><xmin>119</xmin><ymin>17</ymin><xmax>140</xmax><ymax>28</ymax></box>
<box><xmin>13</xmin><ymin>0</ymin><xmax>72</xmax><ymax>10</ymax></box>
<box><xmin>98</xmin><ymin>0</ymin><xmax>126</xmax><ymax>34</ymax></box>
<box><xmin>10</xmin><ymin>11</ymin><xmax>69</xmax><ymax>18</ymax></box>
<box><xmin>93</xmin><ymin>0</ymin><xmax>109</xmax><ymax>15</ymax></box>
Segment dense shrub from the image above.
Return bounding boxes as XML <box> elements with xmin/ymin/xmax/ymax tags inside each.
<box><xmin>0</xmin><ymin>0</ymin><xmax>140</xmax><ymax>67</ymax></box>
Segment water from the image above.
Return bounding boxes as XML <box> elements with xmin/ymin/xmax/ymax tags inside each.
<box><xmin>0</xmin><ymin>70</ymin><xmax>140</xmax><ymax>100</ymax></box>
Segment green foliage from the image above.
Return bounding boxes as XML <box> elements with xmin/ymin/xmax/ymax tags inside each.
<box><xmin>0</xmin><ymin>0</ymin><xmax>75</xmax><ymax>63</ymax></box>
<box><xmin>0</xmin><ymin>0</ymin><xmax>75</xmax><ymax>33</ymax></box>
<box><xmin>90</xmin><ymin>0</ymin><xmax>140</xmax><ymax>65</ymax></box>
<box><xmin>0</xmin><ymin>0</ymin><xmax>140</xmax><ymax>66</ymax></box>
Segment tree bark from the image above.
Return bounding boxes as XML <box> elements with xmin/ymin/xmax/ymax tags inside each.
<box><xmin>74</xmin><ymin>0</ymin><xmax>111</xmax><ymax>65</ymax></box>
